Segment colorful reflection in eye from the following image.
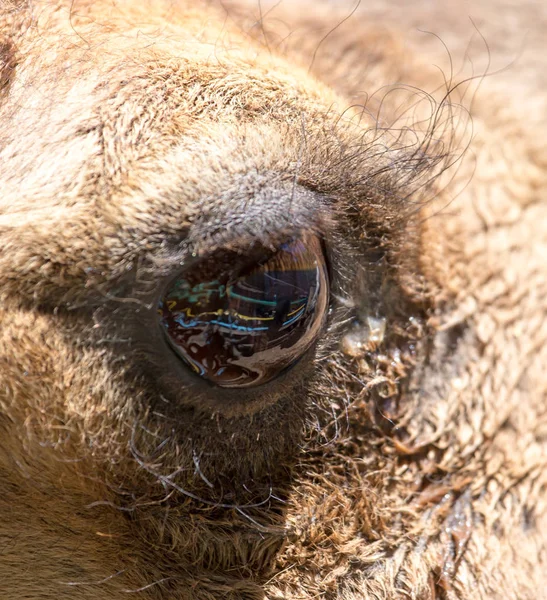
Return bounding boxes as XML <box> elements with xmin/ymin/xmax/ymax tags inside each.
<box><xmin>158</xmin><ymin>236</ymin><xmax>329</xmax><ymax>388</ymax></box>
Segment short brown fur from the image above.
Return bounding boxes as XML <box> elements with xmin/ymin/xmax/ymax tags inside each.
<box><xmin>0</xmin><ymin>1</ymin><xmax>545</xmax><ymax>599</ymax></box>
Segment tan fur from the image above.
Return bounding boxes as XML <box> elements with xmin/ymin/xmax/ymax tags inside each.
<box><xmin>0</xmin><ymin>0</ymin><xmax>545</xmax><ymax>598</ymax></box>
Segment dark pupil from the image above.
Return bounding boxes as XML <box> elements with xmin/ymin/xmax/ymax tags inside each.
<box><xmin>158</xmin><ymin>238</ymin><xmax>328</xmax><ymax>387</ymax></box>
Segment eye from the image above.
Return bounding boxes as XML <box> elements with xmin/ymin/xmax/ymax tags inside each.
<box><xmin>158</xmin><ymin>236</ymin><xmax>329</xmax><ymax>388</ymax></box>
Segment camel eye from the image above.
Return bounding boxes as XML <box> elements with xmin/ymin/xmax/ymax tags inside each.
<box><xmin>158</xmin><ymin>236</ymin><xmax>329</xmax><ymax>388</ymax></box>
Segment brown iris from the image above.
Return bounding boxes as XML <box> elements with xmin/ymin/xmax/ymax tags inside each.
<box><xmin>158</xmin><ymin>236</ymin><xmax>329</xmax><ymax>388</ymax></box>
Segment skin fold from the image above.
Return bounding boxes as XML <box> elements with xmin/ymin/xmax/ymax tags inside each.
<box><xmin>0</xmin><ymin>0</ymin><xmax>545</xmax><ymax>598</ymax></box>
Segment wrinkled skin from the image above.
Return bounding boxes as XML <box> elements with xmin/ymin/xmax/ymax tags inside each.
<box><xmin>0</xmin><ymin>1</ymin><xmax>546</xmax><ymax>599</ymax></box>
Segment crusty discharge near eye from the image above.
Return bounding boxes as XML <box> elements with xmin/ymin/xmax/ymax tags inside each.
<box><xmin>0</xmin><ymin>1</ymin><xmax>546</xmax><ymax>600</ymax></box>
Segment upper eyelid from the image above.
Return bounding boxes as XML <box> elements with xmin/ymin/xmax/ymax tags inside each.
<box><xmin>128</xmin><ymin>186</ymin><xmax>332</xmax><ymax>269</ymax></box>
<box><xmin>78</xmin><ymin>227</ymin><xmax>326</xmax><ymax>313</ymax></box>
